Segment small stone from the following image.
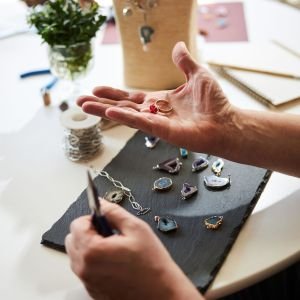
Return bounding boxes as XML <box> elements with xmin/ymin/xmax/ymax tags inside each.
<box><xmin>149</xmin><ymin>104</ymin><xmax>158</xmax><ymax>114</ymax></box>
<box><xmin>59</xmin><ymin>101</ymin><xmax>69</xmax><ymax>112</ymax></box>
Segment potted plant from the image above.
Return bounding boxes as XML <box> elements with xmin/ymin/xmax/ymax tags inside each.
<box><xmin>28</xmin><ymin>0</ymin><xmax>106</xmax><ymax>80</ymax></box>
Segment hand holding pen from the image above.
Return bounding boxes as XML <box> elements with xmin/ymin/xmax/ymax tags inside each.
<box><xmin>87</xmin><ymin>170</ymin><xmax>114</xmax><ymax>237</ymax></box>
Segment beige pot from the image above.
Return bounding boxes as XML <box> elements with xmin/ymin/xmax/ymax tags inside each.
<box><xmin>113</xmin><ymin>0</ymin><xmax>198</xmax><ymax>90</ymax></box>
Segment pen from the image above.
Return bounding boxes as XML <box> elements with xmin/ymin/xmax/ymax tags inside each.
<box><xmin>87</xmin><ymin>170</ymin><xmax>114</xmax><ymax>237</ymax></box>
<box><xmin>207</xmin><ymin>61</ymin><xmax>300</xmax><ymax>80</ymax></box>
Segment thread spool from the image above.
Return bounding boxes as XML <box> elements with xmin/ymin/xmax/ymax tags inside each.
<box><xmin>60</xmin><ymin>107</ymin><xmax>102</xmax><ymax>161</ymax></box>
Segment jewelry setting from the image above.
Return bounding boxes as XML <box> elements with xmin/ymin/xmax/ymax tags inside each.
<box><xmin>212</xmin><ymin>158</ymin><xmax>224</xmax><ymax>176</ymax></box>
<box><xmin>204</xmin><ymin>216</ymin><xmax>223</xmax><ymax>230</ymax></box>
<box><xmin>152</xmin><ymin>177</ymin><xmax>173</xmax><ymax>191</ymax></box>
<box><xmin>93</xmin><ymin>169</ymin><xmax>151</xmax><ymax>216</ymax></box>
<box><xmin>153</xmin><ymin>157</ymin><xmax>182</xmax><ymax>174</ymax></box>
<box><xmin>145</xmin><ymin>136</ymin><xmax>160</xmax><ymax>148</ymax></box>
<box><xmin>204</xmin><ymin>174</ymin><xmax>231</xmax><ymax>190</ymax></box>
<box><xmin>122</xmin><ymin>0</ymin><xmax>158</xmax><ymax>51</ymax></box>
<box><xmin>149</xmin><ymin>99</ymin><xmax>173</xmax><ymax>115</ymax></box>
<box><xmin>155</xmin><ymin>216</ymin><xmax>178</xmax><ymax>232</ymax></box>
<box><xmin>192</xmin><ymin>157</ymin><xmax>209</xmax><ymax>172</ymax></box>
<box><xmin>181</xmin><ymin>183</ymin><xmax>198</xmax><ymax>200</ymax></box>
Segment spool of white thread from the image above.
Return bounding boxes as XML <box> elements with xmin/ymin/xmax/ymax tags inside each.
<box><xmin>60</xmin><ymin>107</ymin><xmax>102</xmax><ymax>161</ymax></box>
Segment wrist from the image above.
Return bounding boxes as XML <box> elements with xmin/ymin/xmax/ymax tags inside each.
<box><xmin>156</xmin><ymin>259</ymin><xmax>204</xmax><ymax>300</ymax></box>
<box><xmin>204</xmin><ymin>103</ymin><xmax>241</xmax><ymax>160</ymax></box>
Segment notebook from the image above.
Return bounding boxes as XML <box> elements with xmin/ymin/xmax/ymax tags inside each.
<box><xmin>205</xmin><ymin>42</ymin><xmax>300</xmax><ymax>107</ymax></box>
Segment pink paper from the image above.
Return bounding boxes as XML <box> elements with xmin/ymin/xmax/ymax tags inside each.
<box><xmin>198</xmin><ymin>2</ymin><xmax>248</xmax><ymax>42</ymax></box>
<box><xmin>101</xmin><ymin>2</ymin><xmax>248</xmax><ymax>45</ymax></box>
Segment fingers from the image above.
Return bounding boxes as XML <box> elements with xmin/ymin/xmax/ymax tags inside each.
<box><xmin>100</xmin><ymin>199</ymin><xmax>146</xmax><ymax>235</ymax></box>
<box><xmin>92</xmin><ymin>86</ymin><xmax>146</xmax><ymax>104</ymax></box>
<box><xmin>92</xmin><ymin>86</ymin><xmax>129</xmax><ymax>100</ymax></box>
<box><xmin>106</xmin><ymin>107</ymin><xmax>171</xmax><ymax>139</ymax></box>
<box><xmin>172</xmin><ymin>41</ymin><xmax>199</xmax><ymax>80</ymax></box>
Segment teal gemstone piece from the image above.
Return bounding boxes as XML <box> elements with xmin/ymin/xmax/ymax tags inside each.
<box><xmin>179</xmin><ymin>148</ymin><xmax>188</xmax><ymax>158</ymax></box>
<box><xmin>155</xmin><ymin>216</ymin><xmax>178</xmax><ymax>232</ymax></box>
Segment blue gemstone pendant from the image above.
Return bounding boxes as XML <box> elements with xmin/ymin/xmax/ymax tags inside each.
<box><xmin>204</xmin><ymin>175</ymin><xmax>231</xmax><ymax>190</ymax></box>
<box><xmin>212</xmin><ymin>158</ymin><xmax>224</xmax><ymax>176</ymax></box>
<box><xmin>181</xmin><ymin>183</ymin><xmax>198</xmax><ymax>200</ymax></box>
<box><xmin>192</xmin><ymin>157</ymin><xmax>209</xmax><ymax>172</ymax></box>
<box><xmin>153</xmin><ymin>157</ymin><xmax>182</xmax><ymax>174</ymax></box>
<box><xmin>155</xmin><ymin>216</ymin><xmax>178</xmax><ymax>232</ymax></box>
<box><xmin>152</xmin><ymin>177</ymin><xmax>173</xmax><ymax>191</ymax></box>
<box><xmin>179</xmin><ymin>148</ymin><xmax>188</xmax><ymax>158</ymax></box>
<box><xmin>204</xmin><ymin>215</ymin><xmax>223</xmax><ymax>230</ymax></box>
<box><xmin>139</xmin><ymin>25</ymin><xmax>154</xmax><ymax>45</ymax></box>
<box><xmin>145</xmin><ymin>136</ymin><xmax>160</xmax><ymax>149</ymax></box>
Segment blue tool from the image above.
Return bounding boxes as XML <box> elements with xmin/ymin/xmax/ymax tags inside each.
<box><xmin>19</xmin><ymin>69</ymin><xmax>51</xmax><ymax>79</ymax></box>
<box><xmin>40</xmin><ymin>77</ymin><xmax>59</xmax><ymax>92</ymax></box>
<box><xmin>87</xmin><ymin>170</ymin><xmax>114</xmax><ymax>237</ymax></box>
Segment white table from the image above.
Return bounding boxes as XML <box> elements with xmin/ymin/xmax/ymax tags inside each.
<box><xmin>0</xmin><ymin>0</ymin><xmax>300</xmax><ymax>299</ymax></box>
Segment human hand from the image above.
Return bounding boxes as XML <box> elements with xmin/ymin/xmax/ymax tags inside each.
<box><xmin>77</xmin><ymin>41</ymin><xmax>234</xmax><ymax>155</ymax></box>
<box><xmin>65</xmin><ymin>200</ymin><xmax>203</xmax><ymax>300</ymax></box>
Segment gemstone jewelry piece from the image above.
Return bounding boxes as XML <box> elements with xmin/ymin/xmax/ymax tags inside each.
<box><xmin>104</xmin><ymin>190</ymin><xmax>125</xmax><ymax>204</ymax></box>
<box><xmin>149</xmin><ymin>103</ymin><xmax>158</xmax><ymax>114</ymax></box>
<box><xmin>181</xmin><ymin>183</ymin><xmax>198</xmax><ymax>200</ymax></box>
<box><xmin>192</xmin><ymin>157</ymin><xmax>209</xmax><ymax>172</ymax></box>
<box><xmin>145</xmin><ymin>136</ymin><xmax>160</xmax><ymax>149</ymax></box>
<box><xmin>152</xmin><ymin>177</ymin><xmax>173</xmax><ymax>191</ymax></box>
<box><xmin>204</xmin><ymin>175</ymin><xmax>231</xmax><ymax>190</ymax></box>
<box><xmin>212</xmin><ymin>158</ymin><xmax>224</xmax><ymax>176</ymax></box>
<box><xmin>153</xmin><ymin>157</ymin><xmax>182</xmax><ymax>174</ymax></box>
<box><xmin>204</xmin><ymin>216</ymin><xmax>223</xmax><ymax>230</ymax></box>
<box><xmin>155</xmin><ymin>216</ymin><xmax>178</xmax><ymax>232</ymax></box>
<box><xmin>140</xmin><ymin>25</ymin><xmax>154</xmax><ymax>51</ymax></box>
<box><xmin>122</xmin><ymin>6</ymin><xmax>133</xmax><ymax>16</ymax></box>
<box><xmin>155</xmin><ymin>99</ymin><xmax>173</xmax><ymax>114</ymax></box>
<box><xmin>179</xmin><ymin>148</ymin><xmax>188</xmax><ymax>158</ymax></box>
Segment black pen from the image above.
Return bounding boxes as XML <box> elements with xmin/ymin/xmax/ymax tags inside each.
<box><xmin>87</xmin><ymin>170</ymin><xmax>114</xmax><ymax>237</ymax></box>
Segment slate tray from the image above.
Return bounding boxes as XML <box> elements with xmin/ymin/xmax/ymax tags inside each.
<box><xmin>42</xmin><ymin>131</ymin><xmax>271</xmax><ymax>292</ymax></box>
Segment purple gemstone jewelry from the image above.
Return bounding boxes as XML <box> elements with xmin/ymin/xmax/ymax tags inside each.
<box><xmin>153</xmin><ymin>157</ymin><xmax>182</xmax><ymax>174</ymax></box>
<box><xmin>181</xmin><ymin>183</ymin><xmax>198</xmax><ymax>200</ymax></box>
<box><xmin>145</xmin><ymin>136</ymin><xmax>159</xmax><ymax>148</ymax></box>
<box><xmin>192</xmin><ymin>157</ymin><xmax>209</xmax><ymax>172</ymax></box>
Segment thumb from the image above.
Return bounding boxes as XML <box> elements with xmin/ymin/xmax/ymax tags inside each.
<box><xmin>100</xmin><ymin>198</ymin><xmax>145</xmax><ymax>235</ymax></box>
<box><xmin>172</xmin><ymin>41</ymin><xmax>199</xmax><ymax>80</ymax></box>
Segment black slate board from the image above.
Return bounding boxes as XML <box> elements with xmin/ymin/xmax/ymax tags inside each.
<box><xmin>42</xmin><ymin>131</ymin><xmax>271</xmax><ymax>292</ymax></box>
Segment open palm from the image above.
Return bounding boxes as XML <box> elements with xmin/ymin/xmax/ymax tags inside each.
<box><xmin>77</xmin><ymin>42</ymin><xmax>232</xmax><ymax>153</ymax></box>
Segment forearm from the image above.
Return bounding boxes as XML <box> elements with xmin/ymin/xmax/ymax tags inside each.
<box><xmin>157</xmin><ymin>261</ymin><xmax>205</xmax><ymax>300</ymax></box>
<box><xmin>220</xmin><ymin>107</ymin><xmax>300</xmax><ymax>177</ymax></box>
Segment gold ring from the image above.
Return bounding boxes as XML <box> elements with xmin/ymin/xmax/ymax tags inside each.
<box><xmin>155</xmin><ymin>99</ymin><xmax>173</xmax><ymax>114</ymax></box>
<box><xmin>204</xmin><ymin>216</ymin><xmax>223</xmax><ymax>230</ymax></box>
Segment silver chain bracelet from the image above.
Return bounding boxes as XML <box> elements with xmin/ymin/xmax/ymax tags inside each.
<box><xmin>92</xmin><ymin>169</ymin><xmax>151</xmax><ymax>216</ymax></box>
